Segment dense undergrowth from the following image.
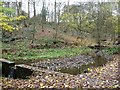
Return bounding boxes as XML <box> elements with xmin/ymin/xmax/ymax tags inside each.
<box><xmin>102</xmin><ymin>46</ymin><xmax>120</xmax><ymax>55</ymax></box>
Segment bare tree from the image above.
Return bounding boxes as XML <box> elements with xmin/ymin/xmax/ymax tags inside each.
<box><xmin>18</xmin><ymin>1</ymin><xmax>22</xmax><ymax>15</ymax></box>
<box><xmin>28</xmin><ymin>0</ymin><xmax>30</xmax><ymax>18</ymax></box>
<box><xmin>118</xmin><ymin>1</ymin><xmax>120</xmax><ymax>45</ymax></box>
<box><xmin>96</xmin><ymin>2</ymin><xmax>101</xmax><ymax>46</ymax></box>
<box><xmin>41</xmin><ymin>1</ymin><xmax>47</xmax><ymax>30</ymax></box>
<box><xmin>33</xmin><ymin>1</ymin><xmax>36</xmax><ymax>17</ymax></box>
<box><xmin>16</xmin><ymin>0</ymin><xmax>19</xmax><ymax>16</ymax></box>
<box><xmin>54</xmin><ymin>0</ymin><xmax>57</xmax><ymax>40</ymax></box>
<box><xmin>54</xmin><ymin>0</ymin><xmax>57</xmax><ymax>23</ymax></box>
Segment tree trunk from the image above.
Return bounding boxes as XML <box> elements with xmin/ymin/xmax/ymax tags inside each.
<box><xmin>96</xmin><ymin>2</ymin><xmax>101</xmax><ymax>47</ymax></box>
<box><xmin>118</xmin><ymin>1</ymin><xmax>120</xmax><ymax>45</ymax></box>
<box><xmin>28</xmin><ymin>0</ymin><xmax>30</xmax><ymax>18</ymax></box>
<box><xmin>7</xmin><ymin>2</ymin><xmax>10</xmax><ymax>8</ymax></box>
<box><xmin>54</xmin><ymin>0</ymin><xmax>57</xmax><ymax>40</ymax></box>
<box><xmin>54</xmin><ymin>0</ymin><xmax>57</xmax><ymax>23</ymax></box>
<box><xmin>33</xmin><ymin>2</ymin><xmax>36</xmax><ymax>17</ymax></box>
<box><xmin>41</xmin><ymin>1</ymin><xmax>46</xmax><ymax>30</ymax></box>
<box><xmin>16</xmin><ymin>0</ymin><xmax>19</xmax><ymax>16</ymax></box>
<box><xmin>18</xmin><ymin>2</ymin><xmax>22</xmax><ymax>15</ymax></box>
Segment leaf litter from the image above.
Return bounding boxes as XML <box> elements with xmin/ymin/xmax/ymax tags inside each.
<box><xmin>1</xmin><ymin>55</ymin><xmax>120</xmax><ymax>89</ymax></box>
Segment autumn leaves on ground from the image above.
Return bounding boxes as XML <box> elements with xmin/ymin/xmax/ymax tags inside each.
<box><xmin>1</xmin><ymin>54</ymin><xmax>120</xmax><ymax>89</ymax></box>
<box><xmin>1</xmin><ymin>1</ymin><xmax>120</xmax><ymax>90</ymax></box>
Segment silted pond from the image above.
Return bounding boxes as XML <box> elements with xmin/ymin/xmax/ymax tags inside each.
<box><xmin>31</xmin><ymin>51</ymin><xmax>112</xmax><ymax>75</ymax></box>
<box><xmin>1</xmin><ymin>51</ymin><xmax>112</xmax><ymax>79</ymax></box>
<box><xmin>56</xmin><ymin>56</ymin><xmax>107</xmax><ymax>75</ymax></box>
<box><xmin>2</xmin><ymin>52</ymin><xmax>119</xmax><ymax>90</ymax></box>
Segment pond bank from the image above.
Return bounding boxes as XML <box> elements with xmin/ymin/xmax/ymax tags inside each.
<box><xmin>1</xmin><ymin>54</ymin><xmax>120</xmax><ymax>89</ymax></box>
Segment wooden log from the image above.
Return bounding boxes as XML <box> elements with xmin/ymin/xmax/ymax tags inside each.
<box><xmin>88</xmin><ymin>45</ymin><xmax>107</xmax><ymax>49</ymax></box>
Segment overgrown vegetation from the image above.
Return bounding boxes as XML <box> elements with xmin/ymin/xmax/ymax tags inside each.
<box><xmin>2</xmin><ymin>42</ymin><xmax>92</xmax><ymax>63</ymax></box>
<box><xmin>103</xmin><ymin>46</ymin><xmax>120</xmax><ymax>55</ymax></box>
<box><xmin>2</xmin><ymin>40</ymin><xmax>119</xmax><ymax>64</ymax></box>
<box><xmin>0</xmin><ymin>2</ymin><xmax>26</xmax><ymax>32</ymax></box>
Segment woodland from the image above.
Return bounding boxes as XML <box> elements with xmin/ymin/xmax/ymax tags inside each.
<box><xmin>0</xmin><ymin>0</ymin><xmax>120</xmax><ymax>89</ymax></box>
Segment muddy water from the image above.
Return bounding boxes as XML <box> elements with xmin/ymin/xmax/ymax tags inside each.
<box><xmin>56</xmin><ymin>56</ymin><xmax>107</xmax><ymax>75</ymax></box>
